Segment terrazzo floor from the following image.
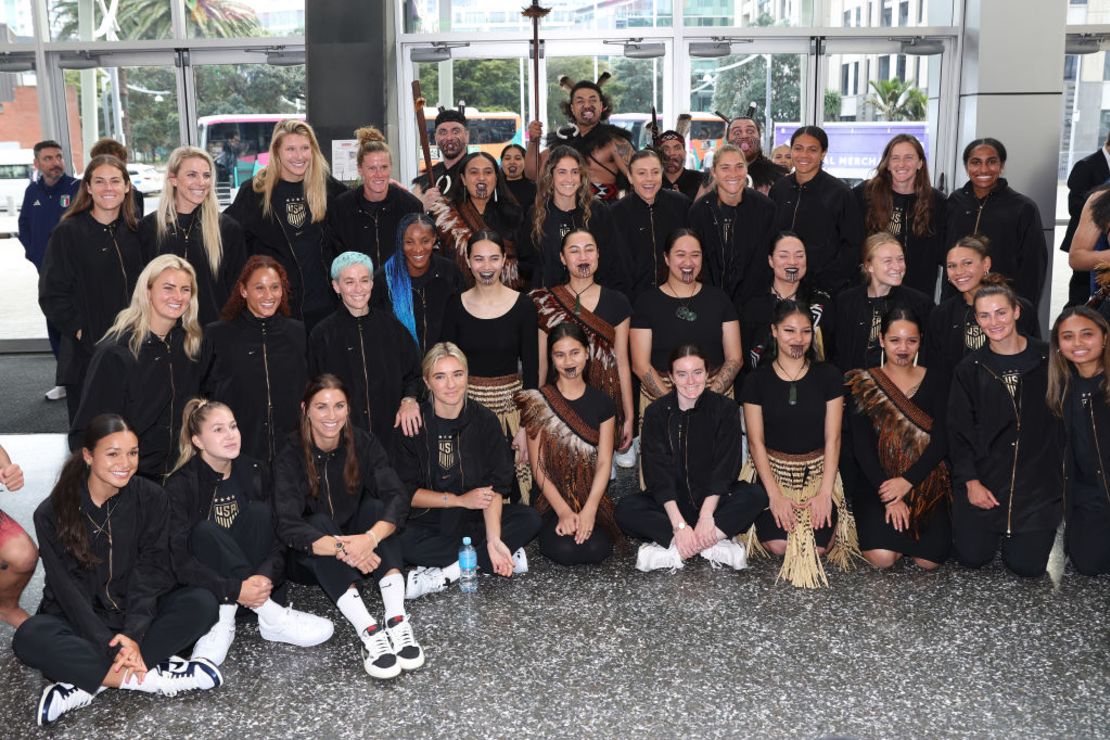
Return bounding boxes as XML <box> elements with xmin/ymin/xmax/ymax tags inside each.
<box><xmin>0</xmin><ymin>434</ymin><xmax>1107</xmax><ymax>739</ymax></box>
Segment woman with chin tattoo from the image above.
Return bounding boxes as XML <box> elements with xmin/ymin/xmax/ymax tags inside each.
<box><xmin>741</xmin><ymin>300</ymin><xmax>860</xmax><ymax>588</ymax></box>
<box><xmin>739</xmin><ymin>231</ymin><xmax>834</xmax><ymax>389</ymax></box>
<box><xmin>846</xmin><ymin>306</ymin><xmax>951</xmax><ymax>570</ymax></box>
<box><xmin>429</xmin><ymin>152</ymin><xmax>524</xmax><ymax>288</ymax></box>
<box><xmin>441</xmin><ymin>231</ymin><xmax>540</xmax><ymax>500</ymax></box>
<box><xmin>531</xmin><ymin>229</ymin><xmax>635</xmax><ymax>465</ymax></box>
<box><xmin>631</xmin><ymin>230</ymin><xmax>742</xmax><ymax>418</ymax></box>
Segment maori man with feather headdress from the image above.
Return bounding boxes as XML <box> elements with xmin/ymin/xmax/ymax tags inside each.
<box><xmin>524</xmin><ymin>73</ymin><xmax>635</xmax><ymax>203</ymax></box>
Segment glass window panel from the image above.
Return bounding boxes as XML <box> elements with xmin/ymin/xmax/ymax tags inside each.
<box><xmin>821</xmin><ymin>49</ymin><xmax>937</xmax><ymax>185</ymax></box>
<box><xmin>683</xmin><ymin>0</ymin><xmax>807</xmax><ymax>27</ymax></box>
<box><xmin>48</xmin><ymin>0</ymin><xmax>173</xmax><ymax>41</ymax></box>
<box><xmin>0</xmin><ymin>0</ymin><xmax>34</xmax><ymax>38</ymax></box>
<box><xmin>826</xmin><ymin>0</ymin><xmax>930</xmax><ymax>28</ymax></box>
<box><xmin>1068</xmin><ymin>1</ymin><xmax>1110</xmax><ymax>24</ymax></box>
<box><xmin>405</xmin><ymin>0</ymin><xmax>672</xmax><ymax>34</ymax></box>
<box><xmin>64</xmin><ymin>65</ymin><xmax>179</xmax><ymax>211</ymax></box>
<box><xmin>690</xmin><ymin>51</ymin><xmax>808</xmax><ymax>171</ymax></box>
<box><xmin>0</xmin><ymin>69</ymin><xmax>54</xmax><ymax>341</ymax></box>
<box><xmin>544</xmin><ymin>54</ymin><xmax>663</xmax><ymax>151</ymax></box>
<box><xmin>411</xmin><ymin>56</ymin><xmax>527</xmax><ymax>173</ymax></box>
<box><xmin>193</xmin><ymin>63</ymin><xmax>306</xmax><ymax>204</ymax></box>
<box><xmin>188</xmin><ymin>0</ymin><xmax>304</xmax><ymax>39</ymax></box>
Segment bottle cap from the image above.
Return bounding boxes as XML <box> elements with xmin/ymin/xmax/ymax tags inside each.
<box><xmin>462</xmin><ymin>536</ymin><xmax>472</xmax><ymax>545</ymax></box>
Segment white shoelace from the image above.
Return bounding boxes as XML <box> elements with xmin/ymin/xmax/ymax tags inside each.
<box><xmin>388</xmin><ymin>619</ymin><xmax>417</xmax><ymax>650</ymax></box>
<box><xmin>362</xmin><ymin>629</ymin><xmax>393</xmax><ymax>661</ymax></box>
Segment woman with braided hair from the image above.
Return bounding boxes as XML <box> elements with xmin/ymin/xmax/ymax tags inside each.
<box><xmin>846</xmin><ymin>306</ymin><xmax>951</xmax><ymax>570</ymax></box>
<box><xmin>517</xmin><ymin>323</ymin><xmax>619</xmax><ymax>565</ymax></box>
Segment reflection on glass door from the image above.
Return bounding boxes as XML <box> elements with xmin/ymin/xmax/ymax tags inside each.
<box><xmin>689</xmin><ymin>52</ymin><xmax>810</xmax><ymax>172</ymax></box>
<box><xmin>821</xmin><ymin>46</ymin><xmax>941</xmax><ymax>186</ymax></box>
<box><xmin>193</xmin><ymin>63</ymin><xmax>306</xmax><ymax>204</ymax></box>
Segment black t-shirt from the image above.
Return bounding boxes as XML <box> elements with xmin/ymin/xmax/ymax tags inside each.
<box><xmin>663</xmin><ymin>169</ymin><xmax>703</xmax><ymax>201</ymax></box>
<box><xmin>506</xmin><ymin>178</ymin><xmax>537</xmax><ymax>210</ymax></box>
<box><xmin>632</xmin><ymin>284</ymin><xmax>737</xmax><ymax>372</ymax></box>
<box><xmin>1069</xmin><ymin>373</ymin><xmax>1102</xmax><ymax>487</ymax></box>
<box><xmin>593</xmin><ymin>286</ymin><xmax>632</xmax><ymax>328</ymax></box>
<box><xmin>888</xmin><ymin>191</ymin><xmax>912</xmax><ymax>241</ymax></box>
<box><xmin>978</xmin><ymin>341</ymin><xmax>1043</xmax><ymax>402</ymax></box>
<box><xmin>209</xmin><ymin>472</ymin><xmax>245</xmax><ymax>529</ymax></box>
<box><xmin>740</xmin><ymin>361</ymin><xmax>844</xmax><ymax>454</ymax></box>
<box><xmin>273</xmin><ymin>179</ymin><xmax>330</xmax><ymax>314</ymax></box>
<box><xmin>441</xmin><ymin>292</ymin><xmax>539</xmax><ymax>386</ymax></box>
<box><xmin>562</xmin><ymin>384</ymin><xmax>616</xmax><ymax>432</ymax></box>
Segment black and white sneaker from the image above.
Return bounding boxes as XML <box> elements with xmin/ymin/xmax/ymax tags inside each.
<box><xmin>154</xmin><ymin>655</ymin><xmax>223</xmax><ymax>696</ymax></box>
<box><xmin>385</xmin><ymin>615</ymin><xmax>425</xmax><ymax>671</ymax></box>
<box><xmin>37</xmin><ymin>682</ymin><xmax>95</xmax><ymax>726</ymax></box>
<box><xmin>406</xmin><ymin>566</ymin><xmax>449</xmax><ymax>600</ymax></box>
<box><xmin>360</xmin><ymin>624</ymin><xmax>401</xmax><ymax>679</ymax></box>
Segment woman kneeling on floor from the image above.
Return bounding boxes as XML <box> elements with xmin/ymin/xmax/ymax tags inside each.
<box><xmin>396</xmin><ymin>342</ymin><xmax>542</xmax><ymax>598</ymax></box>
<box><xmin>165</xmin><ymin>398</ymin><xmax>334</xmax><ymax>667</ymax></box>
<box><xmin>518</xmin><ymin>322</ymin><xmax>621</xmax><ymax>566</ymax></box>
<box><xmin>846</xmin><ymin>306</ymin><xmax>952</xmax><ymax>570</ymax></box>
<box><xmin>615</xmin><ymin>344</ymin><xmax>766</xmax><ymax>572</ymax></box>
<box><xmin>274</xmin><ymin>374</ymin><xmax>422</xmax><ymax>679</ymax></box>
<box><xmin>13</xmin><ymin>414</ymin><xmax>222</xmax><ymax>727</ymax></box>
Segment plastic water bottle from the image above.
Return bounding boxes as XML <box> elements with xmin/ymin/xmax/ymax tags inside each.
<box><xmin>459</xmin><ymin>536</ymin><xmax>478</xmax><ymax>593</ymax></box>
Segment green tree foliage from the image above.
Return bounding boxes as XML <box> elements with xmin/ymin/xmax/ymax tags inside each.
<box><xmin>825</xmin><ymin>89</ymin><xmax>843</xmax><ymax>120</ymax></box>
<box><xmin>866</xmin><ymin>78</ymin><xmax>927</xmax><ymax>121</ymax></box>
<box><xmin>707</xmin><ymin>15</ymin><xmax>802</xmax><ymax>124</ymax></box>
<box><xmin>51</xmin><ymin>0</ymin><xmax>260</xmax><ymax>40</ymax></box>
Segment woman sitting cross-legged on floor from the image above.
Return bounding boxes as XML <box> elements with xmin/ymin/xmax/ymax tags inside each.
<box><xmin>273</xmin><ymin>374</ymin><xmax>423</xmax><ymax>680</ymax></box>
<box><xmin>164</xmin><ymin>398</ymin><xmax>334</xmax><ymax>667</ymax></box>
<box><xmin>13</xmin><ymin>414</ymin><xmax>222</xmax><ymax>727</ymax></box>
<box><xmin>615</xmin><ymin>344</ymin><xmax>767</xmax><ymax>572</ymax></box>
<box><xmin>395</xmin><ymin>342</ymin><xmax>542</xmax><ymax>599</ymax></box>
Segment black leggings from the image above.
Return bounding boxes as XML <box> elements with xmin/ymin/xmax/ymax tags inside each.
<box><xmin>399</xmin><ymin>504</ymin><xmax>541</xmax><ymax>574</ymax></box>
<box><xmin>1066</xmin><ymin>491</ymin><xmax>1110</xmax><ymax>575</ymax></box>
<box><xmin>952</xmin><ymin>520</ymin><xmax>1057</xmax><ymax>577</ymax></box>
<box><xmin>538</xmin><ymin>510</ymin><xmax>613</xmax><ymax>566</ymax></box>
<box><xmin>615</xmin><ymin>481</ymin><xmax>768</xmax><ymax>547</ymax></box>
<box><xmin>289</xmin><ymin>497</ymin><xmax>404</xmax><ymax>602</ymax></box>
<box><xmin>13</xmin><ymin>587</ymin><xmax>217</xmax><ymax>694</ymax></box>
<box><xmin>189</xmin><ymin>501</ymin><xmax>277</xmax><ymax>594</ymax></box>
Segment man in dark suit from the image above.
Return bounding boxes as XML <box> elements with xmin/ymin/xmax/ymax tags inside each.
<box><xmin>1062</xmin><ymin>132</ymin><xmax>1110</xmax><ymax>305</ymax></box>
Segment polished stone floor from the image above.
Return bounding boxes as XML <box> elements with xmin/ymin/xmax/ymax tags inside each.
<box><xmin>0</xmin><ymin>434</ymin><xmax>1107</xmax><ymax>739</ymax></box>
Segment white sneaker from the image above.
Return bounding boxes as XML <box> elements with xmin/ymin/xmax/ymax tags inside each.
<box><xmin>154</xmin><ymin>655</ymin><xmax>223</xmax><ymax>696</ymax></box>
<box><xmin>385</xmin><ymin>615</ymin><xmax>425</xmax><ymax>671</ymax></box>
<box><xmin>614</xmin><ymin>440</ymin><xmax>638</xmax><ymax>469</ymax></box>
<box><xmin>511</xmin><ymin>547</ymin><xmax>529</xmax><ymax>574</ymax></box>
<box><xmin>44</xmin><ymin>385</ymin><xmax>66</xmax><ymax>401</ymax></box>
<box><xmin>259</xmin><ymin>603</ymin><xmax>334</xmax><ymax>647</ymax></box>
<box><xmin>37</xmin><ymin>682</ymin><xmax>95</xmax><ymax>726</ymax></box>
<box><xmin>361</xmin><ymin>624</ymin><xmax>402</xmax><ymax>679</ymax></box>
<box><xmin>635</xmin><ymin>542</ymin><xmax>684</xmax><ymax>573</ymax></box>
<box><xmin>406</xmin><ymin>566</ymin><xmax>450</xmax><ymax>600</ymax></box>
<box><xmin>191</xmin><ymin>618</ymin><xmax>236</xmax><ymax>666</ymax></box>
<box><xmin>700</xmin><ymin>538</ymin><xmax>748</xmax><ymax>570</ymax></box>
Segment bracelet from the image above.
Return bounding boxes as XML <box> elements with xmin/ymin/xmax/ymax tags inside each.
<box><xmin>442</xmin><ymin>493</ymin><xmax>448</xmax><ymax>507</ymax></box>
<box><xmin>367</xmin><ymin>530</ymin><xmax>380</xmax><ymax>548</ymax></box>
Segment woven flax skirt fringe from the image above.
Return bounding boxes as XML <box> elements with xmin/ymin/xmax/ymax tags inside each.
<box><xmin>468</xmin><ymin>373</ymin><xmax>533</xmax><ymax>502</ymax></box>
<box><xmin>740</xmin><ymin>448</ymin><xmax>861</xmax><ymax>588</ymax></box>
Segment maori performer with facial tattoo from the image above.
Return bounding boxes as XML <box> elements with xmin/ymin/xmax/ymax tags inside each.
<box><xmin>524</xmin><ymin>73</ymin><xmax>634</xmax><ymax>203</ymax></box>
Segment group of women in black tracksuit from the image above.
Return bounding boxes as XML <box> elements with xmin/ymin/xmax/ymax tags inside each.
<box><xmin>11</xmin><ymin>116</ymin><xmax>1107</xmax><ymax>727</ymax></box>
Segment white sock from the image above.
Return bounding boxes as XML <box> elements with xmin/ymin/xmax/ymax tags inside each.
<box><xmin>335</xmin><ymin>587</ymin><xmax>376</xmax><ymax>638</ymax></box>
<box><xmin>442</xmin><ymin>561</ymin><xmax>462</xmax><ymax>582</ymax></box>
<box><xmin>252</xmin><ymin>599</ymin><xmax>286</xmax><ymax>624</ymax></box>
<box><xmin>378</xmin><ymin>573</ymin><xmax>406</xmax><ymax>623</ymax></box>
<box><xmin>217</xmin><ymin>603</ymin><xmax>238</xmax><ymax>623</ymax></box>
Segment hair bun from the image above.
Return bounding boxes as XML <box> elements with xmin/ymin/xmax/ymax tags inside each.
<box><xmin>355</xmin><ymin>126</ymin><xmax>385</xmax><ymax>145</ymax></box>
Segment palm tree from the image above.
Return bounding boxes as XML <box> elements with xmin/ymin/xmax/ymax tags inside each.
<box><xmin>866</xmin><ymin>79</ymin><xmax>928</xmax><ymax>122</ymax></box>
<box><xmin>52</xmin><ymin>0</ymin><xmax>260</xmax><ymax>41</ymax></box>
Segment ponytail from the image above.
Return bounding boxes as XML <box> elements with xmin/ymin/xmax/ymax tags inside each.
<box><xmin>170</xmin><ymin>397</ymin><xmax>233</xmax><ymax>476</ymax></box>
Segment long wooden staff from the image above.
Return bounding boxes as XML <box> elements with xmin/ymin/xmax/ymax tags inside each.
<box><xmin>412</xmin><ymin>80</ymin><xmax>435</xmax><ymax>191</ymax></box>
<box><xmin>522</xmin><ymin>2</ymin><xmax>551</xmax><ymax>123</ymax></box>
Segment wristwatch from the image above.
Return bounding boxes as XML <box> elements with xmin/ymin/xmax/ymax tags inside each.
<box><xmin>673</xmin><ymin>521</ymin><xmax>687</xmax><ymax>532</ymax></box>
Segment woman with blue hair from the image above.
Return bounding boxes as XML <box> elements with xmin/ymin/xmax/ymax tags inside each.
<box><xmin>371</xmin><ymin>213</ymin><xmax>465</xmax><ymax>356</ymax></box>
<box><xmin>308</xmin><ymin>251</ymin><xmax>424</xmax><ymax>445</ymax></box>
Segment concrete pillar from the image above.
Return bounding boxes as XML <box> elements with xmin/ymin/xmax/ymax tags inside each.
<box><xmin>956</xmin><ymin>0</ymin><xmax>1067</xmax><ymax>327</ymax></box>
<box><xmin>305</xmin><ymin>0</ymin><xmax>389</xmax><ymax>178</ymax></box>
